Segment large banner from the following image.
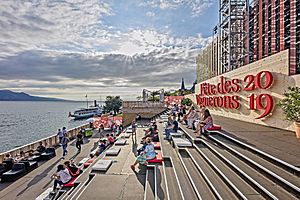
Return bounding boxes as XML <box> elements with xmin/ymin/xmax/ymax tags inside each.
<box><xmin>164</xmin><ymin>96</ymin><xmax>184</xmax><ymax>106</ymax></box>
<box><xmin>93</xmin><ymin>114</ymin><xmax>122</xmax><ymax>129</ymax></box>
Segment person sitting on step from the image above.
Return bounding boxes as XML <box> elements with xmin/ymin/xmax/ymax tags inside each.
<box><xmin>164</xmin><ymin>114</ymin><xmax>178</xmax><ymax>140</ymax></box>
<box><xmin>51</xmin><ymin>164</ymin><xmax>72</xmax><ymax>192</ymax></box>
<box><xmin>194</xmin><ymin>109</ymin><xmax>213</xmax><ymax>137</ymax></box>
<box><xmin>131</xmin><ymin>138</ymin><xmax>156</xmax><ymax>170</ymax></box>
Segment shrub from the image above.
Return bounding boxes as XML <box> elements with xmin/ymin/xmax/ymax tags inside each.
<box><xmin>278</xmin><ymin>86</ymin><xmax>300</xmax><ymax>122</ymax></box>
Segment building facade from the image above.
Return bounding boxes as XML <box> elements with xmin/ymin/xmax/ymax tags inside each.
<box><xmin>196</xmin><ymin>0</ymin><xmax>300</xmax><ymax>79</ymax></box>
<box><xmin>193</xmin><ymin>0</ymin><xmax>300</xmax><ymax>134</ymax></box>
<box><xmin>246</xmin><ymin>0</ymin><xmax>300</xmax><ymax>75</ymax></box>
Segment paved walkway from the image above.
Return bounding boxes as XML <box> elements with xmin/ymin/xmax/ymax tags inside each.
<box><xmin>211</xmin><ymin>115</ymin><xmax>300</xmax><ymax>166</ymax></box>
<box><xmin>78</xmin><ymin>127</ymin><xmax>147</xmax><ymax>200</ymax></box>
<box><xmin>0</xmin><ymin>136</ymin><xmax>98</xmax><ymax>199</ymax></box>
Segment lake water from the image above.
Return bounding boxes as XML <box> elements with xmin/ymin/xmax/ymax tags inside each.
<box><xmin>0</xmin><ymin>101</ymin><xmax>90</xmax><ymax>153</ymax></box>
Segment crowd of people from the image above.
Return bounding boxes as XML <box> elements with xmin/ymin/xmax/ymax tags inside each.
<box><xmin>3</xmin><ymin>141</ymin><xmax>47</xmax><ymax>165</ymax></box>
<box><xmin>130</xmin><ymin>105</ymin><xmax>214</xmax><ymax>171</ymax></box>
<box><xmin>165</xmin><ymin>104</ymin><xmax>214</xmax><ymax>138</ymax></box>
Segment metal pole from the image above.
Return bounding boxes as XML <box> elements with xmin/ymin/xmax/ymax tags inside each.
<box><xmin>86</xmin><ymin>95</ymin><xmax>88</xmax><ymax>108</ymax></box>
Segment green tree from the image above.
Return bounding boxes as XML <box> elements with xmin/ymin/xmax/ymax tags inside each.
<box><xmin>104</xmin><ymin>96</ymin><xmax>122</xmax><ymax>114</ymax></box>
<box><xmin>181</xmin><ymin>98</ymin><xmax>193</xmax><ymax>106</ymax></box>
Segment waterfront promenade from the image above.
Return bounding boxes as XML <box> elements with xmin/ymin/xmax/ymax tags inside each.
<box><xmin>0</xmin><ymin>114</ymin><xmax>299</xmax><ymax>199</ymax></box>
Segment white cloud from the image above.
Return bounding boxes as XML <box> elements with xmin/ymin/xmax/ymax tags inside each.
<box><xmin>0</xmin><ymin>0</ymin><xmax>113</xmax><ymax>58</ymax></box>
<box><xmin>139</xmin><ymin>0</ymin><xmax>214</xmax><ymax>16</ymax></box>
<box><xmin>146</xmin><ymin>11</ymin><xmax>156</xmax><ymax>17</ymax></box>
<box><xmin>0</xmin><ymin>0</ymin><xmax>212</xmax><ymax>100</ymax></box>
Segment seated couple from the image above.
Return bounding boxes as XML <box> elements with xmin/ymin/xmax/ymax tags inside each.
<box><xmin>193</xmin><ymin>109</ymin><xmax>213</xmax><ymax>137</ymax></box>
<box><xmin>131</xmin><ymin>138</ymin><xmax>156</xmax><ymax>171</ymax></box>
<box><xmin>52</xmin><ymin>161</ymin><xmax>82</xmax><ymax>191</ymax></box>
<box><xmin>52</xmin><ymin>164</ymin><xmax>72</xmax><ymax>192</ymax></box>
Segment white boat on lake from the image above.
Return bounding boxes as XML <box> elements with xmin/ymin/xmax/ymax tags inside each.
<box><xmin>69</xmin><ymin>106</ymin><xmax>102</xmax><ymax>120</ymax></box>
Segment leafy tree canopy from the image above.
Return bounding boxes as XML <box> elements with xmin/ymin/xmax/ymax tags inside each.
<box><xmin>104</xmin><ymin>96</ymin><xmax>122</xmax><ymax>114</ymax></box>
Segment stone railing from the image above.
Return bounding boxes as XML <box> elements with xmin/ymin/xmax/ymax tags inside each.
<box><xmin>0</xmin><ymin>123</ymin><xmax>89</xmax><ymax>163</ymax></box>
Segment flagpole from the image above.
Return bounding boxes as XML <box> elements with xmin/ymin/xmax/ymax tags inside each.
<box><xmin>85</xmin><ymin>94</ymin><xmax>88</xmax><ymax>108</ymax></box>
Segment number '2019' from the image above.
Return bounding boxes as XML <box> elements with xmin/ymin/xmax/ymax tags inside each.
<box><xmin>244</xmin><ymin>71</ymin><xmax>274</xmax><ymax>119</ymax></box>
<box><xmin>244</xmin><ymin>71</ymin><xmax>274</xmax><ymax>91</ymax></box>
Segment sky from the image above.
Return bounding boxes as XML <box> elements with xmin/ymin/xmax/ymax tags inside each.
<box><xmin>0</xmin><ymin>0</ymin><xmax>218</xmax><ymax>100</ymax></box>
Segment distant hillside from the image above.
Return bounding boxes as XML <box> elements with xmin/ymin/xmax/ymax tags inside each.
<box><xmin>0</xmin><ymin>90</ymin><xmax>67</xmax><ymax>101</ymax></box>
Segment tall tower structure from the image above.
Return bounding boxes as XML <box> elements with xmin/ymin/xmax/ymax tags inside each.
<box><xmin>180</xmin><ymin>77</ymin><xmax>186</xmax><ymax>91</ymax></box>
<box><xmin>219</xmin><ymin>0</ymin><xmax>248</xmax><ymax>73</ymax></box>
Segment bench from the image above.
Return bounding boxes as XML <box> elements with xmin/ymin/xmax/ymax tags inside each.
<box><xmin>83</xmin><ymin>158</ymin><xmax>95</xmax><ymax>168</ymax></box>
<box><xmin>90</xmin><ymin>149</ymin><xmax>98</xmax><ymax>157</ymax></box>
<box><xmin>1</xmin><ymin>163</ymin><xmax>27</xmax><ymax>182</ymax></box>
<box><xmin>92</xmin><ymin>160</ymin><xmax>112</xmax><ymax>171</ymax></box>
<box><xmin>106</xmin><ymin>147</ymin><xmax>121</xmax><ymax>156</ymax></box>
<box><xmin>170</xmin><ymin>131</ymin><xmax>184</xmax><ymax>137</ymax></box>
<box><xmin>40</xmin><ymin>148</ymin><xmax>56</xmax><ymax>160</ymax></box>
<box><xmin>153</xmin><ymin>142</ymin><xmax>161</xmax><ymax>149</ymax></box>
<box><xmin>172</xmin><ymin>138</ymin><xmax>192</xmax><ymax>147</ymax></box>
<box><xmin>148</xmin><ymin>151</ymin><xmax>163</xmax><ymax>163</ymax></box>
<box><xmin>0</xmin><ymin>163</ymin><xmax>8</xmax><ymax>177</ymax></box>
<box><xmin>63</xmin><ymin>177</ymin><xmax>77</xmax><ymax>187</ymax></box>
<box><xmin>207</xmin><ymin>124</ymin><xmax>222</xmax><ymax>131</ymax></box>
<box><xmin>19</xmin><ymin>160</ymin><xmax>38</xmax><ymax>172</ymax></box>
<box><xmin>78</xmin><ymin>158</ymin><xmax>89</xmax><ymax>166</ymax></box>
<box><xmin>115</xmin><ymin>139</ymin><xmax>127</xmax><ymax>145</ymax></box>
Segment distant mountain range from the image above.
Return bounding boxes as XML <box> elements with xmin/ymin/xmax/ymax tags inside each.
<box><xmin>0</xmin><ymin>90</ymin><xmax>68</xmax><ymax>101</ymax></box>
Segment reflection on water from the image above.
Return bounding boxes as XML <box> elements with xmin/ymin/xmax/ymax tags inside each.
<box><xmin>0</xmin><ymin>101</ymin><xmax>87</xmax><ymax>153</ymax></box>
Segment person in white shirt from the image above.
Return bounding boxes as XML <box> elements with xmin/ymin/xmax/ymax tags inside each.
<box><xmin>52</xmin><ymin>164</ymin><xmax>72</xmax><ymax>191</ymax></box>
<box><xmin>57</xmin><ymin>129</ymin><xmax>63</xmax><ymax>144</ymax></box>
<box><xmin>62</xmin><ymin>127</ymin><xmax>67</xmax><ymax>137</ymax></box>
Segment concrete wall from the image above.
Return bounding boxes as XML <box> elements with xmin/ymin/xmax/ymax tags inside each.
<box><xmin>188</xmin><ymin>50</ymin><xmax>300</xmax><ymax>132</ymax></box>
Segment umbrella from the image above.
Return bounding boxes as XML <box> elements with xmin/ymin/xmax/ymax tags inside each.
<box><xmin>86</xmin><ymin>118</ymin><xmax>96</xmax><ymax>123</ymax></box>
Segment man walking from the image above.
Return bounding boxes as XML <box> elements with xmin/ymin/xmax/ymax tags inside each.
<box><xmin>62</xmin><ymin>127</ymin><xmax>67</xmax><ymax>137</ymax></box>
<box><xmin>131</xmin><ymin>119</ymin><xmax>137</xmax><ymax>143</ymax></box>
<box><xmin>61</xmin><ymin>136</ymin><xmax>69</xmax><ymax>159</ymax></box>
<box><xmin>76</xmin><ymin>131</ymin><xmax>83</xmax><ymax>152</ymax></box>
<box><xmin>57</xmin><ymin>129</ymin><xmax>63</xmax><ymax>145</ymax></box>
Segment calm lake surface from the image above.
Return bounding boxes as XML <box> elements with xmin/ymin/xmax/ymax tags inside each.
<box><xmin>0</xmin><ymin>101</ymin><xmax>89</xmax><ymax>153</ymax></box>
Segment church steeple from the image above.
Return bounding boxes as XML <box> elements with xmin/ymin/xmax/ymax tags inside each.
<box><xmin>180</xmin><ymin>77</ymin><xmax>186</xmax><ymax>91</ymax></box>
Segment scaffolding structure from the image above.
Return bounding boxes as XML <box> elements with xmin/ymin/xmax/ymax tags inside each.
<box><xmin>219</xmin><ymin>0</ymin><xmax>248</xmax><ymax>72</ymax></box>
<box><xmin>142</xmin><ymin>89</ymin><xmax>164</xmax><ymax>103</ymax></box>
